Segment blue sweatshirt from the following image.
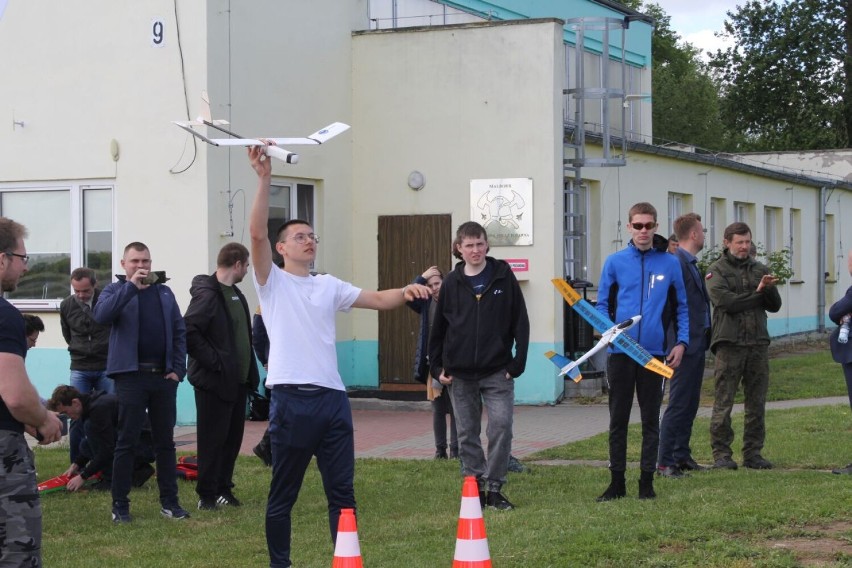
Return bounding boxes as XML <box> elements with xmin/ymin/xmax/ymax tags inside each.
<box><xmin>595</xmin><ymin>237</ymin><xmax>689</xmax><ymax>356</ymax></box>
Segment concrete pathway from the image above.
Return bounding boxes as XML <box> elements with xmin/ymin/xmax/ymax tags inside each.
<box><xmin>170</xmin><ymin>395</ymin><xmax>849</xmax><ymax>460</ymax></box>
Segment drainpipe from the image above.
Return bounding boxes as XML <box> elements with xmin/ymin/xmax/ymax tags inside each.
<box><xmin>818</xmin><ymin>186</ymin><xmax>826</xmax><ymax>332</ymax></box>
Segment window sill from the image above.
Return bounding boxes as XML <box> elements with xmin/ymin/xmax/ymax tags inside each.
<box><xmin>8</xmin><ymin>299</ymin><xmax>61</xmax><ymax>312</ymax></box>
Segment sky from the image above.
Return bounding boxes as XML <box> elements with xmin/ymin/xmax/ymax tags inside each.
<box><xmin>650</xmin><ymin>0</ymin><xmax>744</xmax><ymax>57</ymax></box>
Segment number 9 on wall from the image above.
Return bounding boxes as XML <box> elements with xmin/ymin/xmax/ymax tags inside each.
<box><xmin>151</xmin><ymin>18</ymin><xmax>165</xmax><ymax>47</ymax></box>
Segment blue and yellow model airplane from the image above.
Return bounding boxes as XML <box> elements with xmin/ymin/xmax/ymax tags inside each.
<box><xmin>546</xmin><ymin>279</ymin><xmax>674</xmax><ymax>382</ymax></box>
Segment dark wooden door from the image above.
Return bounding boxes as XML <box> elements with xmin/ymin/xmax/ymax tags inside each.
<box><xmin>378</xmin><ymin>214</ymin><xmax>452</xmax><ymax>389</ymax></box>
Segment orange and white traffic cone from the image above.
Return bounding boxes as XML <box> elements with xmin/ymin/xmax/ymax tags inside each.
<box><xmin>452</xmin><ymin>476</ymin><xmax>492</xmax><ymax>568</ymax></box>
<box><xmin>332</xmin><ymin>508</ymin><xmax>363</xmax><ymax>568</ymax></box>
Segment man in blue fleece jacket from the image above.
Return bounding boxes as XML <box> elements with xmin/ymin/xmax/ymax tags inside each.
<box><xmin>595</xmin><ymin>202</ymin><xmax>689</xmax><ymax>501</ymax></box>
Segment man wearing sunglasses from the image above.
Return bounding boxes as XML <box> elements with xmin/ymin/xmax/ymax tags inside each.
<box><xmin>0</xmin><ymin>217</ymin><xmax>63</xmax><ymax>567</ymax></box>
<box><xmin>247</xmin><ymin>142</ymin><xmax>431</xmax><ymax>568</ymax></box>
<box><xmin>594</xmin><ymin>202</ymin><xmax>689</xmax><ymax>501</ymax></box>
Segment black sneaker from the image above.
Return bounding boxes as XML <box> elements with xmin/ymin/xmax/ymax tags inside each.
<box><xmin>677</xmin><ymin>458</ymin><xmax>707</xmax><ymax>472</ymax></box>
<box><xmin>434</xmin><ymin>448</ymin><xmax>448</xmax><ymax>459</ymax></box>
<box><xmin>712</xmin><ymin>457</ymin><xmax>738</xmax><ymax>470</ymax></box>
<box><xmin>161</xmin><ymin>504</ymin><xmax>191</xmax><ymax>520</ymax></box>
<box><xmin>198</xmin><ymin>497</ymin><xmax>219</xmax><ymax>511</ymax></box>
<box><xmin>507</xmin><ymin>455</ymin><xmax>528</xmax><ymax>473</ymax></box>
<box><xmin>656</xmin><ymin>465</ymin><xmax>687</xmax><ymax>478</ymax></box>
<box><xmin>216</xmin><ymin>491</ymin><xmax>241</xmax><ymax>507</ymax></box>
<box><xmin>743</xmin><ymin>456</ymin><xmax>773</xmax><ymax>470</ymax></box>
<box><xmin>485</xmin><ymin>491</ymin><xmax>515</xmax><ymax>511</ymax></box>
<box><xmin>831</xmin><ymin>463</ymin><xmax>852</xmax><ymax>475</ymax></box>
<box><xmin>111</xmin><ymin>503</ymin><xmax>132</xmax><ymax>524</ymax></box>
<box><xmin>253</xmin><ymin>443</ymin><xmax>272</xmax><ymax>467</ymax></box>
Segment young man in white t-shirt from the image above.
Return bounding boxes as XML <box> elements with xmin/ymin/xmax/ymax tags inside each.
<box><xmin>247</xmin><ymin>143</ymin><xmax>429</xmax><ymax>568</ymax></box>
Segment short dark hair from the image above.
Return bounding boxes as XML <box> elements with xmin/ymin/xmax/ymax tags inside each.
<box><xmin>70</xmin><ymin>267</ymin><xmax>97</xmax><ymax>285</ymax></box>
<box><xmin>46</xmin><ymin>385</ymin><xmax>82</xmax><ymax>412</ymax></box>
<box><xmin>276</xmin><ymin>219</ymin><xmax>312</xmax><ymax>242</ymax></box>
<box><xmin>23</xmin><ymin>313</ymin><xmax>44</xmax><ymax>336</ymax></box>
<box><xmin>217</xmin><ymin>242</ymin><xmax>250</xmax><ymax>268</ymax></box>
<box><xmin>628</xmin><ymin>202</ymin><xmax>658</xmax><ymax>222</ymax></box>
<box><xmin>0</xmin><ymin>217</ymin><xmax>28</xmax><ymax>254</ymax></box>
<box><xmin>673</xmin><ymin>213</ymin><xmax>702</xmax><ymax>241</ymax></box>
<box><xmin>452</xmin><ymin>222</ymin><xmax>489</xmax><ymax>260</ymax></box>
<box><xmin>668</xmin><ymin>233</ymin><xmax>679</xmax><ymax>243</ymax></box>
<box><xmin>723</xmin><ymin>222</ymin><xmax>751</xmax><ymax>243</ymax></box>
<box><xmin>123</xmin><ymin>241</ymin><xmax>149</xmax><ymax>255</ymax></box>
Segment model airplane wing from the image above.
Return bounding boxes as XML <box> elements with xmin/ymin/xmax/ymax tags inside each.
<box><xmin>550</xmin><ymin>278</ymin><xmax>674</xmax><ymax>380</ymax></box>
<box><xmin>612</xmin><ymin>333</ymin><xmax>674</xmax><ymax>379</ymax></box>
<box><xmin>544</xmin><ymin>350</ymin><xmax>583</xmax><ymax>382</ymax></box>
<box><xmin>173</xmin><ymin>91</ymin><xmax>350</xmax><ymax>164</ymax></box>
<box><xmin>550</xmin><ymin>279</ymin><xmax>614</xmax><ymax>334</ymax></box>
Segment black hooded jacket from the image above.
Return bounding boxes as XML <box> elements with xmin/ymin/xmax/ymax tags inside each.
<box><xmin>184</xmin><ymin>273</ymin><xmax>260</xmax><ymax>402</ymax></box>
<box><xmin>429</xmin><ymin>257</ymin><xmax>529</xmax><ymax>381</ymax></box>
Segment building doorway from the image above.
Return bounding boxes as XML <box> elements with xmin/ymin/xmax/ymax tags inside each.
<box><xmin>377</xmin><ymin>214</ymin><xmax>452</xmax><ymax>390</ymax></box>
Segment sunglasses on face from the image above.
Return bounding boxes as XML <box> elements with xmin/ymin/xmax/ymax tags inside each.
<box><xmin>630</xmin><ymin>222</ymin><xmax>657</xmax><ymax>231</ymax></box>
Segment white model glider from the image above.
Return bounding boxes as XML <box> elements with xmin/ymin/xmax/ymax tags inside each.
<box><xmin>172</xmin><ymin>92</ymin><xmax>350</xmax><ymax>164</ymax></box>
<box><xmin>546</xmin><ymin>279</ymin><xmax>674</xmax><ymax>382</ymax></box>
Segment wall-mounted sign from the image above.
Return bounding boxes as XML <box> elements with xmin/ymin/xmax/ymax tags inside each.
<box><xmin>505</xmin><ymin>259</ymin><xmax>529</xmax><ymax>272</ymax></box>
<box><xmin>470</xmin><ymin>178</ymin><xmax>533</xmax><ymax>246</ymax></box>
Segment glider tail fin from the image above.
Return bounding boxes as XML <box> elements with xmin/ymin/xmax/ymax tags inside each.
<box><xmin>544</xmin><ymin>350</ymin><xmax>583</xmax><ymax>383</ymax></box>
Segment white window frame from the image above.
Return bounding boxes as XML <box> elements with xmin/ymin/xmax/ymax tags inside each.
<box><xmin>0</xmin><ymin>181</ymin><xmax>114</xmax><ymax>311</ymax></box>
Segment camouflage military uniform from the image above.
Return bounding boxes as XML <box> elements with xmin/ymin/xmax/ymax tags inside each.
<box><xmin>0</xmin><ymin>431</ymin><xmax>41</xmax><ymax>567</ymax></box>
<box><xmin>706</xmin><ymin>250</ymin><xmax>782</xmax><ymax>463</ymax></box>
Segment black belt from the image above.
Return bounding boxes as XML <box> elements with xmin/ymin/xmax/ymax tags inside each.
<box><xmin>274</xmin><ymin>384</ymin><xmax>322</xmax><ymax>392</ymax></box>
<box><xmin>138</xmin><ymin>364</ymin><xmax>165</xmax><ymax>374</ymax></box>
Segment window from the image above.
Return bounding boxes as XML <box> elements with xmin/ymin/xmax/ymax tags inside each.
<box><xmin>667</xmin><ymin>193</ymin><xmax>690</xmax><ymax>236</ymax></box>
<box><xmin>267</xmin><ymin>180</ymin><xmax>315</xmax><ymax>266</ymax></box>
<box><xmin>0</xmin><ymin>183</ymin><xmax>112</xmax><ymax>309</ymax></box>
<box><xmin>733</xmin><ymin>201</ymin><xmax>754</xmax><ymax>228</ymax></box>
<box><xmin>827</xmin><ymin>214</ymin><xmax>836</xmax><ymax>280</ymax></box>
<box><xmin>709</xmin><ymin>198</ymin><xmax>725</xmax><ymax>251</ymax></box>
<box><xmin>764</xmin><ymin>207</ymin><xmax>781</xmax><ymax>253</ymax></box>
<box><xmin>789</xmin><ymin>208</ymin><xmax>801</xmax><ymax>279</ymax></box>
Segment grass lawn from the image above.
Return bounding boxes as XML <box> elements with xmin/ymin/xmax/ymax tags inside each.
<box><xmin>699</xmin><ymin>349</ymin><xmax>848</xmax><ymax>405</ymax></box>
<box><xmin>37</xmin><ymin>404</ymin><xmax>852</xmax><ymax>567</ymax></box>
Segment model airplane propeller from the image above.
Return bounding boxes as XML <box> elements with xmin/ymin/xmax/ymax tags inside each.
<box><xmin>546</xmin><ymin>279</ymin><xmax>674</xmax><ymax>382</ymax></box>
<box><xmin>173</xmin><ymin>91</ymin><xmax>350</xmax><ymax>164</ymax></box>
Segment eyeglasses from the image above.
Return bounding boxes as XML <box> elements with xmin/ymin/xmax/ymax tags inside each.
<box><xmin>5</xmin><ymin>251</ymin><xmax>30</xmax><ymax>264</ymax></box>
<box><xmin>281</xmin><ymin>233</ymin><xmax>320</xmax><ymax>245</ymax></box>
<box><xmin>26</xmin><ymin>334</ymin><xmax>38</xmax><ymax>348</ymax></box>
<box><xmin>630</xmin><ymin>222</ymin><xmax>657</xmax><ymax>231</ymax></box>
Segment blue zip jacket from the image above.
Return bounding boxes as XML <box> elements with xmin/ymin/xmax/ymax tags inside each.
<box><xmin>595</xmin><ymin>236</ymin><xmax>689</xmax><ymax>356</ymax></box>
<box><xmin>93</xmin><ymin>277</ymin><xmax>187</xmax><ymax>379</ymax></box>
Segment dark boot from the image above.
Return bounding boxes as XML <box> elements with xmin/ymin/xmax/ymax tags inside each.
<box><xmin>638</xmin><ymin>470</ymin><xmax>656</xmax><ymax>500</ymax></box>
<box><xmin>596</xmin><ymin>470</ymin><xmax>626</xmax><ymax>502</ymax></box>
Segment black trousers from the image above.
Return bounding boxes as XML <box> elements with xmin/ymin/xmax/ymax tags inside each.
<box><xmin>606</xmin><ymin>354</ymin><xmax>665</xmax><ymax>472</ymax></box>
<box><xmin>194</xmin><ymin>384</ymin><xmax>248</xmax><ymax>499</ymax></box>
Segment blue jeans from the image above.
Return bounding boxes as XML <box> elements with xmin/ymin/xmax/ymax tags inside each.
<box><xmin>69</xmin><ymin>369</ymin><xmax>114</xmax><ymax>463</ymax></box>
<box><xmin>266</xmin><ymin>386</ymin><xmax>355</xmax><ymax>568</ymax></box>
<box><xmin>112</xmin><ymin>372</ymin><xmax>179</xmax><ymax>509</ymax></box>
<box><xmin>449</xmin><ymin>370</ymin><xmax>514</xmax><ymax>492</ymax></box>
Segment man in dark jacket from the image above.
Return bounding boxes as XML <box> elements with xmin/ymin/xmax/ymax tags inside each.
<box><xmin>430</xmin><ymin>221</ymin><xmax>529</xmax><ymax>510</ymax></box>
<box><xmin>47</xmin><ymin>385</ymin><xmax>154</xmax><ymax>491</ymax></box>
<box><xmin>184</xmin><ymin>242</ymin><xmax>260</xmax><ymax>510</ymax></box>
<box><xmin>657</xmin><ymin>213</ymin><xmax>711</xmax><ymax>477</ymax></box>
<box><xmin>93</xmin><ymin>241</ymin><xmax>189</xmax><ymax>523</ymax></box>
<box><xmin>829</xmin><ymin>249</ymin><xmax>852</xmax><ymax>475</ymax></box>
<box><xmin>59</xmin><ymin>267</ymin><xmax>113</xmax><ymax>463</ymax></box>
<box><xmin>706</xmin><ymin>222</ymin><xmax>782</xmax><ymax>470</ymax></box>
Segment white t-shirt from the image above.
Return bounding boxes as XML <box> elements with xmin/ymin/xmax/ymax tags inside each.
<box><xmin>254</xmin><ymin>265</ymin><xmax>361</xmax><ymax>391</ymax></box>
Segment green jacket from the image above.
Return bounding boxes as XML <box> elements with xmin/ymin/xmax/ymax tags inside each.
<box><xmin>706</xmin><ymin>250</ymin><xmax>782</xmax><ymax>353</ymax></box>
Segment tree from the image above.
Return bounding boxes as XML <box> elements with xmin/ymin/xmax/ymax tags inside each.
<box><xmin>709</xmin><ymin>0</ymin><xmax>849</xmax><ymax>151</ymax></box>
<box><xmin>613</xmin><ymin>1</ymin><xmax>725</xmax><ymax>149</ymax></box>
